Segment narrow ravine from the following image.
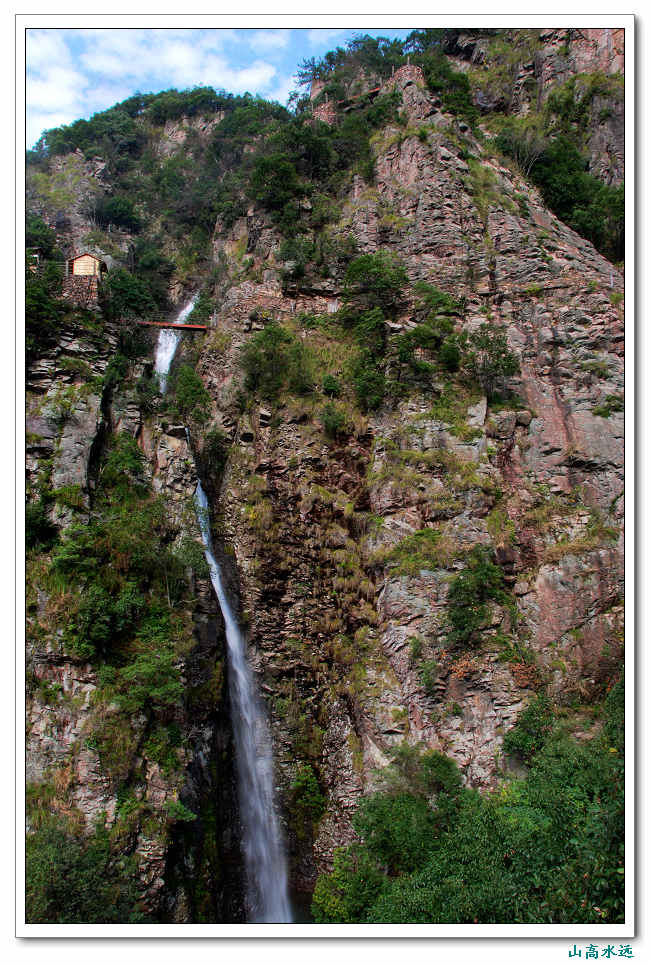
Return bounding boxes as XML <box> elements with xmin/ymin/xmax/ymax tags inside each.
<box><xmin>154</xmin><ymin>304</ymin><xmax>292</xmax><ymax>924</ymax></box>
<box><xmin>194</xmin><ymin>483</ymin><xmax>292</xmax><ymax>923</ymax></box>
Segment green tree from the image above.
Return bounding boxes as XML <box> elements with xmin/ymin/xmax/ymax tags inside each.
<box><xmin>446</xmin><ymin>545</ymin><xmax>510</xmax><ymax>648</ymax></box>
<box><xmin>26</xmin><ymin>818</ymin><xmax>144</xmax><ymax>923</ymax></box>
<box><xmin>466</xmin><ymin>324</ymin><xmax>520</xmax><ymax>400</ymax></box>
<box><xmin>241</xmin><ymin>323</ymin><xmax>313</xmax><ymax>400</ymax></box>
<box><xmin>101</xmin><ymin>268</ymin><xmax>156</xmax><ymax>320</ymax></box>
<box><xmin>344</xmin><ymin>251</ymin><xmax>408</xmax><ymax>318</ymax></box>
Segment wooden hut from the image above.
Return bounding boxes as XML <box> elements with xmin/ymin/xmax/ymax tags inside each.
<box><xmin>66</xmin><ymin>252</ymin><xmax>107</xmax><ymax>278</ymax></box>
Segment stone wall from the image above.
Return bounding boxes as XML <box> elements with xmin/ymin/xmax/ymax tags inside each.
<box><xmin>312</xmin><ymin>100</ymin><xmax>338</xmax><ymax>126</ymax></box>
<box><xmin>62</xmin><ymin>275</ymin><xmax>99</xmax><ymax>308</ymax></box>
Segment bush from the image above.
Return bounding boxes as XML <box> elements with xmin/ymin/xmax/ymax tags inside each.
<box><xmin>420</xmin><ymin>659</ymin><xmax>439</xmax><ymax>696</ymax></box>
<box><xmin>26</xmin><ymin>215</ymin><xmax>58</xmax><ymax>258</ymax></box>
<box><xmin>26</xmin><ymin>817</ymin><xmax>144</xmax><ymax>923</ymax></box>
<box><xmin>94</xmin><ymin>195</ymin><xmax>141</xmax><ymax>232</ymax></box>
<box><xmin>26</xmin><ymin>498</ymin><xmax>57</xmax><ymax>551</ymax></box>
<box><xmin>321</xmin><ymin>402</ymin><xmax>348</xmax><ymax>439</ymax></box>
<box><xmin>241</xmin><ymin>323</ymin><xmax>314</xmax><ymax>400</ymax></box>
<box><xmin>503</xmin><ymin>694</ymin><xmax>554</xmax><ymax>763</ymax></box>
<box><xmin>100</xmin><ymin>433</ymin><xmax>147</xmax><ymax>496</ymax></box>
<box><xmin>101</xmin><ymin>268</ymin><xmax>156</xmax><ymax>321</ymax></box>
<box><xmin>290</xmin><ymin>765</ymin><xmax>326</xmax><ymax>840</ymax></box>
<box><xmin>171</xmin><ymin>364</ymin><xmax>211</xmax><ymax>424</ymax></box>
<box><xmin>418</xmin><ymin>49</ymin><xmax>478</xmax><ymax>125</ymax></box>
<box><xmin>351</xmin><ymin>350</ymin><xmax>385</xmax><ymax>411</ymax></box>
<box><xmin>446</xmin><ymin>545</ymin><xmax>510</xmax><ymax>648</ymax></box>
<box><xmin>25</xmin><ymin>265</ymin><xmax>65</xmax><ymax>362</ymax></box>
<box><xmin>440</xmin><ymin>338</ymin><xmax>462</xmax><ymax>371</ymax></box>
<box><xmin>166</xmin><ymin>800</ymin><xmax>198</xmax><ymax>823</ymax></box>
<box><xmin>344</xmin><ymin>251</ymin><xmax>408</xmax><ymax>318</ymax></box>
<box><xmin>466</xmin><ymin>324</ymin><xmax>520</xmax><ymax>400</ymax></box>
<box><xmin>201</xmin><ymin>427</ymin><xmax>230</xmax><ymax>474</ymax></box>
<box><xmin>312</xmin><ymin>695</ymin><xmax>625</xmax><ymax>925</ymax></box>
<box><xmin>497</xmin><ymin>133</ymin><xmax>624</xmax><ymax>261</ymax></box>
<box><xmin>249</xmin><ymin>154</ymin><xmax>305</xmax><ymax>214</ymax></box>
<box><xmin>322</xmin><ymin>374</ymin><xmax>341</xmax><ymax>398</ymax></box>
<box><xmin>104</xmin><ymin>645</ymin><xmax>184</xmax><ymax>714</ymax></box>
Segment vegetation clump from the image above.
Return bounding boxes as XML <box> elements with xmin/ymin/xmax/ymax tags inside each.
<box><xmin>240</xmin><ymin>322</ymin><xmax>314</xmax><ymax>400</ymax></box>
<box><xmin>312</xmin><ymin>681</ymin><xmax>625</xmax><ymax>924</ymax></box>
<box><xmin>445</xmin><ymin>545</ymin><xmax>512</xmax><ymax>649</ymax></box>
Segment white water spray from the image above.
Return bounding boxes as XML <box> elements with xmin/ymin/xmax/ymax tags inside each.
<box><xmin>153</xmin><ymin>309</ymin><xmax>292</xmax><ymax>924</ymax></box>
<box><xmin>194</xmin><ymin>483</ymin><xmax>292</xmax><ymax>923</ymax></box>
<box><xmin>154</xmin><ymin>296</ymin><xmax>198</xmax><ymax>392</ymax></box>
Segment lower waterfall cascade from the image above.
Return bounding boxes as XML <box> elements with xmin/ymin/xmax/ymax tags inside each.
<box><xmin>154</xmin><ymin>307</ymin><xmax>292</xmax><ymax>924</ymax></box>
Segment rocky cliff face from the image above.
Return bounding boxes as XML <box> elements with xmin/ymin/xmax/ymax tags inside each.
<box><xmin>444</xmin><ymin>27</ymin><xmax>624</xmax><ymax>185</ymax></box>
<box><xmin>26</xmin><ymin>34</ymin><xmax>624</xmax><ymax>919</ymax></box>
<box><xmin>26</xmin><ymin>323</ymin><xmax>244</xmax><ymax>919</ymax></box>
<box><xmin>187</xmin><ymin>68</ymin><xmax>624</xmax><ymax>890</ymax></box>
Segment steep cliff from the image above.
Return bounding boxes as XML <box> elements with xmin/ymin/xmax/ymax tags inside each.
<box><xmin>25</xmin><ymin>27</ymin><xmax>625</xmax><ymax>924</ymax></box>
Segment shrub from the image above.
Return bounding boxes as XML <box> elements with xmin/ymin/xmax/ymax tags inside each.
<box><xmin>111</xmin><ymin>645</ymin><xmax>184</xmax><ymax>714</ymax></box>
<box><xmin>94</xmin><ymin>195</ymin><xmax>141</xmax><ymax>232</ymax></box>
<box><xmin>166</xmin><ymin>800</ymin><xmax>198</xmax><ymax>823</ymax></box>
<box><xmin>71</xmin><ymin>582</ymin><xmax>146</xmax><ymax>659</ymax></box>
<box><xmin>440</xmin><ymin>337</ymin><xmax>462</xmax><ymax>372</ymax></box>
<box><xmin>322</xmin><ymin>374</ymin><xmax>342</xmax><ymax>398</ymax></box>
<box><xmin>344</xmin><ymin>251</ymin><xmax>408</xmax><ymax>318</ymax></box>
<box><xmin>499</xmin><ymin>133</ymin><xmax>624</xmax><ymax>261</ymax></box>
<box><xmin>593</xmin><ymin>394</ymin><xmax>624</xmax><ymax>418</ymax></box>
<box><xmin>420</xmin><ymin>660</ymin><xmax>439</xmax><ymax>696</ymax></box>
<box><xmin>312</xmin><ymin>694</ymin><xmax>624</xmax><ymax>925</ymax></box>
<box><xmin>26</xmin><ymin>498</ymin><xmax>57</xmax><ymax>551</ymax></box>
<box><xmin>503</xmin><ymin>694</ymin><xmax>554</xmax><ymax>763</ymax></box>
<box><xmin>249</xmin><ymin>154</ymin><xmax>305</xmax><ymax>214</ymax></box>
<box><xmin>413</xmin><ymin>281</ymin><xmax>462</xmax><ymax>318</ymax></box>
<box><xmin>101</xmin><ymin>268</ymin><xmax>156</xmax><ymax>321</ymax></box>
<box><xmin>466</xmin><ymin>324</ymin><xmax>520</xmax><ymax>400</ymax></box>
<box><xmin>241</xmin><ymin>323</ymin><xmax>313</xmax><ymax>400</ymax></box>
<box><xmin>25</xmin><ymin>265</ymin><xmax>65</xmax><ymax>362</ymax></box>
<box><xmin>446</xmin><ymin>545</ymin><xmax>510</xmax><ymax>649</ymax></box>
<box><xmin>321</xmin><ymin>402</ymin><xmax>348</xmax><ymax>439</ymax></box>
<box><xmin>201</xmin><ymin>427</ymin><xmax>230</xmax><ymax>474</ymax></box>
<box><xmin>173</xmin><ymin>365</ymin><xmax>211</xmax><ymax>423</ymax></box>
<box><xmin>290</xmin><ymin>765</ymin><xmax>326</xmax><ymax>840</ymax></box>
<box><xmin>351</xmin><ymin>350</ymin><xmax>385</xmax><ymax>411</ymax></box>
<box><xmin>100</xmin><ymin>433</ymin><xmax>147</xmax><ymax>496</ymax></box>
<box><xmin>26</xmin><ymin>215</ymin><xmax>58</xmax><ymax>258</ymax></box>
<box><xmin>26</xmin><ymin>817</ymin><xmax>144</xmax><ymax>923</ymax></box>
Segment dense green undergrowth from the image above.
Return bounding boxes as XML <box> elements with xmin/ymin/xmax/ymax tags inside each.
<box><xmin>313</xmin><ymin>677</ymin><xmax>624</xmax><ymax>923</ymax></box>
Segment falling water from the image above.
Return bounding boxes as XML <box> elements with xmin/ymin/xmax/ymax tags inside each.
<box><xmin>194</xmin><ymin>484</ymin><xmax>292</xmax><ymax>923</ymax></box>
<box><xmin>153</xmin><ymin>310</ymin><xmax>292</xmax><ymax>923</ymax></box>
<box><xmin>154</xmin><ymin>296</ymin><xmax>198</xmax><ymax>392</ymax></box>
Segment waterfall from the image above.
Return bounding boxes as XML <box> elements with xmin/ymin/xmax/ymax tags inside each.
<box><xmin>154</xmin><ymin>296</ymin><xmax>197</xmax><ymax>392</ymax></box>
<box><xmin>194</xmin><ymin>483</ymin><xmax>292</xmax><ymax>923</ymax></box>
<box><xmin>153</xmin><ymin>309</ymin><xmax>292</xmax><ymax>924</ymax></box>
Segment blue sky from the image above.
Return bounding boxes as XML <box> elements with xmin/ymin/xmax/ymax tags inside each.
<box><xmin>25</xmin><ymin>27</ymin><xmax>413</xmax><ymax>147</ymax></box>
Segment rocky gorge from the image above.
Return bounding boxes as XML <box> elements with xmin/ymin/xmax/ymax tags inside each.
<box><xmin>25</xmin><ymin>27</ymin><xmax>625</xmax><ymax>925</ymax></box>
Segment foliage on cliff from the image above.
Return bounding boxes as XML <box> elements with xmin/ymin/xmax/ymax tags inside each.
<box><xmin>313</xmin><ymin>679</ymin><xmax>624</xmax><ymax>924</ymax></box>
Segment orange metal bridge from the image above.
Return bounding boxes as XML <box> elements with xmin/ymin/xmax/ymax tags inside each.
<box><xmin>126</xmin><ymin>320</ymin><xmax>208</xmax><ymax>331</ymax></box>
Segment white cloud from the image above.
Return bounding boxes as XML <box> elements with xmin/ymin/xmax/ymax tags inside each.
<box><xmin>246</xmin><ymin>30</ymin><xmax>290</xmax><ymax>53</ymax></box>
<box><xmin>27</xmin><ymin>30</ymin><xmax>74</xmax><ymax>73</ymax></box>
<box><xmin>25</xmin><ymin>27</ymin><xmax>293</xmax><ymax>146</ymax></box>
<box><xmin>28</xmin><ymin>110</ymin><xmax>79</xmax><ymax>147</ymax></box>
<box><xmin>27</xmin><ymin>66</ymin><xmax>87</xmax><ymax>112</ymax></box>
<box><xmin>306</xmin><ymin>28</ymin><xmax>350</xmax><ymax>48</ymax></box>
<box><xmin>267</xmin><ymin>72</ymin><xmax>296</xmax><ymax>106</ymax></box>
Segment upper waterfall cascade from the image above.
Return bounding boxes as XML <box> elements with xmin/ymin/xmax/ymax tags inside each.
<box><xmin>154</xmin><ymin>311</ymin><xmax>292</xmax><ymax>924</ymax></box>
<box><xmin>154</xmin><ymin>296</ymin><xmax>197</xmax><ymax>393</ymax></box>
